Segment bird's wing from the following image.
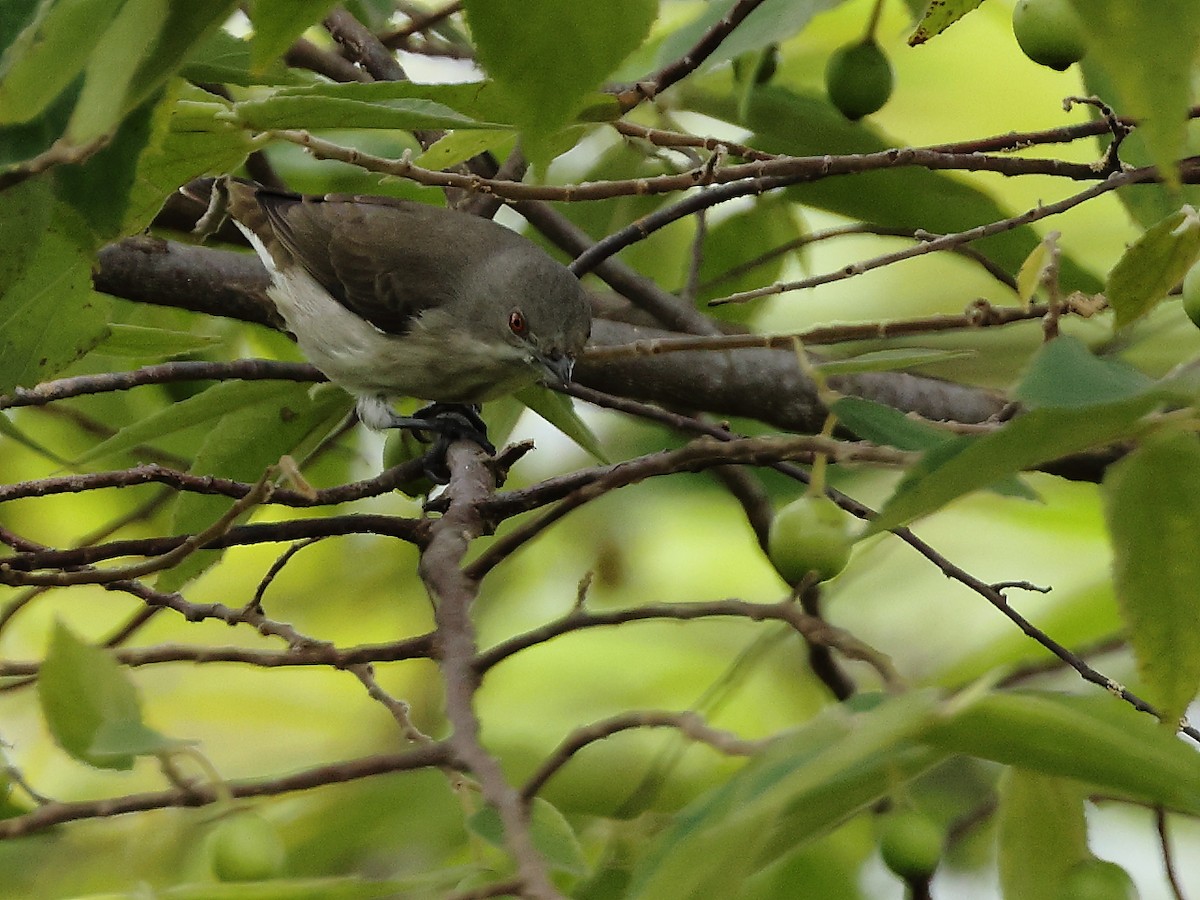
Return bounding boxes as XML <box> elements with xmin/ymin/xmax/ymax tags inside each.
<box><xmin>256</xmin><ymin>191</ymin><xmax>480</xmax><ymax>336</ymax></box>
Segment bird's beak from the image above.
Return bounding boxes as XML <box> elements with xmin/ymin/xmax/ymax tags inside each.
<box><xmin>540</xmin><ymin>352</ymin><xmax>575</xmax><ymax>386</ymax></box>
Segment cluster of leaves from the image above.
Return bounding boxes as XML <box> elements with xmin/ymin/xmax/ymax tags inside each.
<box><xmin>3</xmin><ymin>1</ymin><xmax>1200</xmax><ymax>899</ymax></box>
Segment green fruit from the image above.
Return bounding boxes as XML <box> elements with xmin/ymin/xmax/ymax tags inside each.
<box><xmin>1012</xmin><ymin>0</ymin><xmax>1087</xmax><ymax>71</ymax></box>
<box><xmin>767</xmin><ymin>495</ymin><xmax>854</xmax><ymax>583</ymax></box>
<box><xmin>1182</xmin><ymin>261</ymin><xmax>1200</xmax><ymax>328</ymax></box>
<box><xmin>825</xmin><ymin>40</ymin><xmax>893</xmax><ymax>120</ymax></box>
<box><xmin>1061</xmin><ymin>859</ymin><xmax>1137</xmax><ymax>900</ymax></box>
<box><xmin>878</xmin><ymin>810</ymin><xmax>943</xmax><ymax>879</ymax></box>
<box><xmin>208</xmin><ymin>811</ymin><xmax>286</xmax><ymax>882</ymax></box>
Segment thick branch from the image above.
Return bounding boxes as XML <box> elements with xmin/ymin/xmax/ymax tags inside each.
<box><xmin>420</xmin><ymin>443</ymin><xmax>559</xmax><ymax>898</ymax></box>
<box><xmin>91</xmin><ymin>237</ymin><xmax>1007</xmax><ymax>430</ymax></box>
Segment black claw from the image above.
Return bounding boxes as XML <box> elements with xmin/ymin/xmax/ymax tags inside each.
<box><xmin>384</xmin><ymin>404</ymin><xmax>495</xmax><ymax>483</ymax></box>
<box><xmin>412</xmin><ymin>403</ymin><xmax>494</xmax><ymax>453</ymax></box>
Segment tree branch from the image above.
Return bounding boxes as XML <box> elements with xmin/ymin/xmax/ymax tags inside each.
<box><xmin>89</xmin><ymin>237</ymin><xmax>1010</xmax><ymax>431</ymax></box>
<box><xmin>419</xmin><ymin>442</ymin><xmax>560</xmax><ymax>898</ymax></box>
<box><xmin>0</xmin><ymin>745</ymin><xmax>452</xmax><ymax>838</ymax></box>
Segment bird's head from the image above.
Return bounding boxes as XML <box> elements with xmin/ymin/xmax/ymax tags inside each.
<box><xmin>474</xmin><ymin>249</ymin><xmax>592</xmax><ymax>391</ymax></box>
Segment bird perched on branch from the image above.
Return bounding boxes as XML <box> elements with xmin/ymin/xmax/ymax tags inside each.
<box><xmin>195</xmin><ymin>177</ymin><xmax>592</xmax><ymax>454</ymax></box>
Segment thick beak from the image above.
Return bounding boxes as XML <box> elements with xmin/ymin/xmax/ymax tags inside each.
<box><xmin>540</xmin><ymin>352</ymin><xmax>575</xmax><ymax>386</ymax></box>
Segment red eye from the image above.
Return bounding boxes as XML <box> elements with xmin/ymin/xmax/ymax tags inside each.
<box><xmin>508</xmin><ymin>309</ymin><xmax>528</xmax><ymax>336</ymax></box>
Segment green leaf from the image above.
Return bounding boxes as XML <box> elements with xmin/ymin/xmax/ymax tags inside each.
<box><xmin>907</xmin><ymin>0</ymin><xmax>984</xmax><ymax>45</ymax></box>
<box><xmin>74</xmin><ymin>379</ymin><xmax>300</xmax><ymax>466</ymax></box>
<box><xmin>513</xmin><ymin>385</ymin><xmax>608</xmax><ymax>463</ymax></box>
<box><xmin>627</xmin><ymin>691</ymin><xmax>947</xmax><ymax>899</ymax></box>
<box><xmin>180</xmin><ymin>28</ymin><xmax>298</xmax><ymax>87</ymax></box>
<box><xmin>0</xmin><ymin>771</ymin><xmax>33</xmax><ymax>820</ymax></box>
<box><xmin>477</xmin><ymin>394</ymin><xmax>526</xmax><ymax>454</ymax></box>
<box><xmin>0</xmin><ymin>0</ymin><xmax>124</xmax><ymax>126</ymax></box>
<box><xmin>0</xmin><ymin>201</ymin><xmax>109</xmax><ymax>395</ymax></box>
<box><xmin>0</xmin><ymin>81</ymin><xmax>77</xmax><ymax>169</ymax></box>
<box><xmin>1106</xmin><ymin>205</ymin><xmax>1200</xmax><ymax>329</ymax></box>
<box><xmin>1080</xmin><ymin>58</ymin><xmax>1200</xmax><ymax>229</ymax></box>
<box><xmin>997</xmin><ymin>769</ymin><xmax>1089</xmax><ymax>900</ymax></box>
<box><xmin>257</xmin><ymin>80</ymin><xmax>522</xmax><ymax>125</ymax></box>
<box><xmin>124</xmin><ymin>2</ymin><xmax>238</xmax><ymax>113</ymax></box>
<box><xmin>469</xmin><ymin>798</ymin><xmax>588</xmax><ymax>876</ymax></box>
<box><xmin>0</xmin><ymin>176</ymin><xmax>51</xmax><ymax>297</ymax></box>
<box><xmin>248</xmin><ymin>0</ymin><xmax>338</xmax><ymax>73</ymax></box>
<box><xmin>88</xmin><ymin>718</ymin><xmax>182</xmax><ymax>759</ymax></box>
<box><xmin>65</xmin><ymin>0</ymin><xmax>168</xmax><ymax>143</ymax></box>
<box><xmin>816</xmin><ymin>348</ymin><xmax>974</xmax><ymax>376</ymax></box>
<box><xmin>233</xmin><ymin>94</ymin><xmax>503</xmax><ymax>132</ymax></box>
<box><xmin>527</xmin><ymin>798</ymin><xmax>588</xmax><ymax>876</ymax></box>
<box><xmin>56</xmin><ymin>89</ymin><xmax>158</xmax><ymax>240</ymax></box>
<box><xmin>38</xmin><ymin>620</ymin><xmax>144</xmax><ymax>770</ymax></box>
<box><xmin>0</xmin><ymin>410</ymin><xmax>73</xmax><ymax>467</ymax></box>
<box><xmin>925</xmin><ymin>690</ymin><xmax>1200</xmax><ymax>814</ymax></box>
<box><xmin>695</xmin><ymin>195</ymin><xmax>801</xmax><ymax>325</ymax></box>
<box><xmin>158</xmin><ymin>382</ymin><xmax>353</xmax><ymax>592</ymax></box>
<box><xmin>1102</xmin><ymin>431</ymin><xmax>1200</xmax><ymax>725</ymax></box>
<box><xmin>1068</xmin><ymin>0</ymin><xmax>1200</xmax><ymax>190</ymax></box>
<box><xmin>95</xmin><ymin>324</ymin><xmax>224</xmax><ymax>358</ymax></box>
<box><xmin>0</xmin><ymin>0</ymin><xmax>41</xmax><ymax>52</ymax></box>
<box><xmin>463</xmin><ymin>0</ymin><xmax>656</xmax><ymax>140</ymax></box>
<box><xmin>121</xmin><ymin>82</ymin><xmax>253</xmax><ymax>235</ymax></box>
<box><xmin>415</xmin><ymin>129</ymin><xmax>516</xmax><ymax>171</ymax></box>
<box><xmin>1015</xmin><ymin>237</ymin><xmax>1051</xmax><ymax>306</ymax></box>
<box><xmin>833</xmin><ymin>395</ymin><xmax>1040</xmax><ymax>500</ymax></box>
<box><xmin>830</xmin><ymin>396</ymin><xmax>948</xmax><ymax>452</ymax></box>
<box><xmin>1013</xmin><ymin>335</ymin><xmax>1154</xmax><ymax>409</ymax></box>
<box><xmin>655</xmin><ymin>0</ymin><xmax>843</xmax><ymax>72</ymax></box>
<box><xmin>868</xmin><ymin>395</ymin><xmax>1159</xmax><ymax>534</ymax></box>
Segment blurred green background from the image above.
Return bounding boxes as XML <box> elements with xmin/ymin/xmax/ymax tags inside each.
<box><xmin>3</xmin><ymin>0</ymin><xmax>1200</xmax><ymax>897</ymax></box>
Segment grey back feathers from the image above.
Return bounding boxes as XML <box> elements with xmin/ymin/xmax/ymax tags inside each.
<box><xmin>219</xmin><ymin>178</ymin><xmax>592</xmax><ymax>409</ymax></box>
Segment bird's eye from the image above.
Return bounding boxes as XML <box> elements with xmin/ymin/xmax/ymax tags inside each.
<box><xmin>508</xmin><ymin>309</ymin><xmax>528</xmax><ymax>336</ymax></box>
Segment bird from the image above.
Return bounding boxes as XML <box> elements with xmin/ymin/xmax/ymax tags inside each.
<box><xmin>204</xmin><ymin>177</ymin><xmax>592</xmax><ymax>454</ymax></box>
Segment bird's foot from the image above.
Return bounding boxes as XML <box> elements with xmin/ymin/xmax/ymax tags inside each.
<box><xmin>385</xmin><ymin>403</ymin><xmax>494</xmax><ymax>484</ymax></box>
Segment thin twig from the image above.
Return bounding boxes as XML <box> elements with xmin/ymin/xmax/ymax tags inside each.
<box><xmin>465</xmin><ymin>434</ymin><xmax>912</xmax><ymax>579</ymax></box>
<box><xmin>709</xmin><ymin>168</ymin><xmax>1152</xmax><ymax>305</ymax></box>
<box><xmin>697</xmin><ymin>222</ymin><xmax>1018</xmax><ymax>293</ymax></box>
<box><xmin>521</xmin><ymin>711</ymin><xmax>765</xmax><ymax>800</ymax></box>
<box><xmin>473</xmin><ymin>598</ymin><xmax>900</xmax><ymax>688</ymax></box>
<box><xmin>0</xmin><ymin>359</ymin><xmax>323</xmax><ymax>410</ymax></box>
<box><xmin>580</xmin><ymin>301</ymin><xmax>1047</xmax><ymax>362</ymax></box>
<box><xmin>0</xmin><ymin>473</ymin><xmax>275</xmax><ymax>586</ymax></box>
<box><xmin>347</xmin><ymin>664</ymin><xmax>436</xmax><ymax>744</ymax></box>
<box><xmin>266</xmin><ymin>128</ymin><xmax>1121</xmax><ymax>210</ymax></box>
<box><xmin>0</xmin><ymin>462</ymin><xmax>428</xmax><ymax>514</ymax></box>
<box><xmin>0</xmin><ymin>634</ymin><xmax>437</xmax><ymax>678</ymax></box>
<box><xmin>1157</xmin><ymin>807</ymin><xmax>1188</xmax><ymax>900</ymax></box>
<box><xmin>615</xmin><ymin>0</ymin><xmax>773</xmax><ymax>108</ymax></box>
<box><xmin>0</xmin><ymin>745</ymin><xmax>453</xmax><ymax>838</ymax></box>
<box><xmin>381</xmin><ymin>0</ymin><xmax>463</xmax><ymax>45</ymax></box>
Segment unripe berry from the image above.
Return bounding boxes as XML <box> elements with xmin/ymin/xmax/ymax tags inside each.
<box><xmin>208</xmin><ymin>811</ymin><xmax>286</xmax><ymax>882</ymax></box>
<box><xmin>878</xmin><ymin>810</ymin><xmax>943</xmax><ymax>880</ymax></box>
<box><xmin>767</xmin><ymin>495</ymin><xmax>854</xmax><ymax>583</ymax></box>
<box><xmin>825</xmin><ymin>40</ymin><xmax>893</xmax><ymax>120</ymax></box>
<box><xmin>1012</xmin><ymin>0</ymin><xmax>1087</xmax><ymax>71</ymax></box>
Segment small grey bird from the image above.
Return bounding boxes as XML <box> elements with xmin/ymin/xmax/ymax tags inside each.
<box><xmin>212</xmin><ymin>178</ymin><xmax>592</xmax><ymax>445</ymax></box>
